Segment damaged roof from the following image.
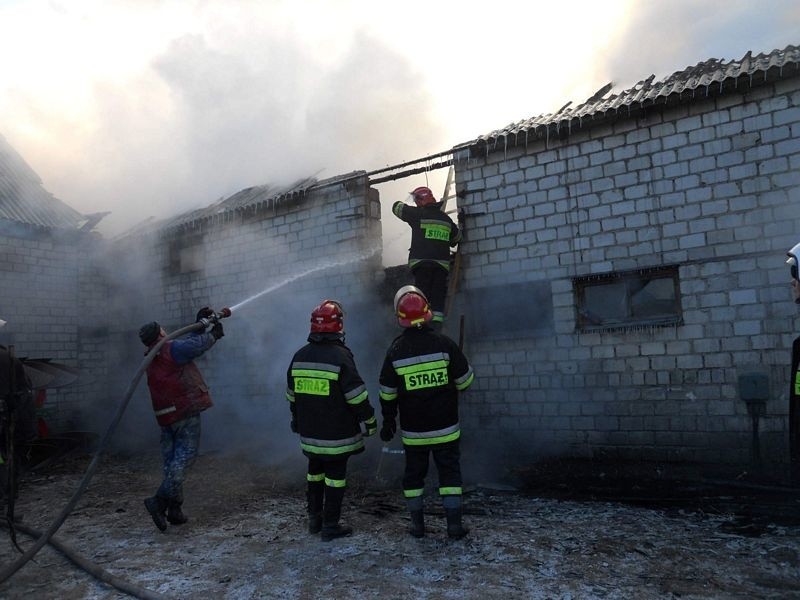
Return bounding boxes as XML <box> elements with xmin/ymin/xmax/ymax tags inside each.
<box><xmin>146</xmin><ymin>170</ymin><xmax>366</xmax><ymax>234</ymax></box>
<box><xmin>0</xmin><ymin>133</ymin><xmax>86</xmax><ymax>230</ymax></box>
<box><xmin>468</xmin><ymin>43</ymin><xmax>800</xmax><ymax>151</ymax></box>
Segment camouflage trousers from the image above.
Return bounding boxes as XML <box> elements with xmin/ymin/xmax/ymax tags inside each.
<box><xmin>156</xmin><ymin>414</ymin><xmax>201</xmax><ymax>502</ymax></box>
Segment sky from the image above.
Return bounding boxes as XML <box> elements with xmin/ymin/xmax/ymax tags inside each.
<box><xmin>1</xmin><ymin>0</ymin><xmax>798</xmax><ymax>262</ymax></box>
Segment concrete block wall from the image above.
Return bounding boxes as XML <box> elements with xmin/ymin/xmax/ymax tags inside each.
<box><xmin>95</xmin><ymin>174</ymin><xmax>390</xmax><ymax>453</ymax></box>
<box><xmin>453</xmin><ymin>76</ymin><xmax>800</xmax><ymax>467</ymax></box>
<box><xmin>0</xmin><ymin>223</ymin><xmax>108</xmax><ymax>430</ymax></box>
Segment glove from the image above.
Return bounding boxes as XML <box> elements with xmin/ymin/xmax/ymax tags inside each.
<box><xmin>196</xmin><ymin>306</ymin><xmax>213</xmax><ymax>323</ymax></box>
<box><xmin>363</xmin><ymin>417</ymin><xmax>377</xmax><ymax>437</ymax></box>
<box><xmin>290</xmin><ymin>418</ymin><xmax>298</xmax><ymax>433</ymax></box>
<box><xmin>380</xmin><ymin>419</ymin><xmax>396</xmax><ymax>442</ymax></box>
<box><xmin>210</xmin><ymin>321</ymin><xmax>224</xmax><ymax>340</ymax></box>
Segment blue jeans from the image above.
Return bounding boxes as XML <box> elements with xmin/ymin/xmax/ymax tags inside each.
<box><xmin>156</xmin><ymin>414</ymin><xmax>201</xmax><ymax>502</ymax></box>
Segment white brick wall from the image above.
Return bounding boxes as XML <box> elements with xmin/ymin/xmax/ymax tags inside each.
<box><xmin>453</xmin><ymin>76</ymin><xmax>800</xmax><ymax>467</ymax></box>
<box><xmin>91</xmin><ymin>174</ymin><xmax>388</xmax><ymax>450</ymax></box>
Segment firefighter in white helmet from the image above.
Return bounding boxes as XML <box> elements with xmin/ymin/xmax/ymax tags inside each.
<box><xmin>378</xmin><ymin>286</ymin><xmax>474</xmax><ymax>539</ymax></box>
<box><xmin>786</xmin><ymin>243</ymin><xmax>800</xmax><ymax>481</ymax></box>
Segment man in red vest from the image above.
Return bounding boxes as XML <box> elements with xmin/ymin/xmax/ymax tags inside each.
<box><xmin>138</xmin><ymin>308</ymin><xmax>223</xmax><ymax>531</ymax></box>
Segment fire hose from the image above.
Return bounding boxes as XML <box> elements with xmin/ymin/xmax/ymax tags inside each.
<box><xmin>0</xmin><ymin>520</ymin><xmax>167</xmax><ymax>600</ymax></box>
<box><xmin>0</xmin><ymin>309</ymin><xmax>230</xmax><ymax>595</ymax></box>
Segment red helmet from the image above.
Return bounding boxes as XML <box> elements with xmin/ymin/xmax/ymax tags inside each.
<box><xmin>310</xmin><ymin>300</ymin><xmax>344</xmax><ymax>333</ymax></box>
<box><xmin>393</xmin><ymin>285</ymin><xmax>432</xmax><ymax>328</ymax></box>
<box><xmin>410</xmin><ymin>186</ymin><xmax>436</xmax><ymax>206</ymax></box>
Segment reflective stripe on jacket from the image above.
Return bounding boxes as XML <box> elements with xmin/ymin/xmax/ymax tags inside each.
<box><xmin>287</xmin><ymin>332</ymin><xmax>374</xmax><ymax>458</ymax></box>
<box><xmin>392</xmin><ymin>201</ymin><xmax>461</xmax><ymax>270</ymax></box>
<box><xmin>379</xmin><ymin>326</ymin><xmax>474</xmax><ymax>446</ymax></box>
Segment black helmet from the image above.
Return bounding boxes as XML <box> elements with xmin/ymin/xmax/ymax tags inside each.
<box><xmin>139</xmin><ymin>321</ymin><xmax>161</xmax><ymax>346</ymax></box>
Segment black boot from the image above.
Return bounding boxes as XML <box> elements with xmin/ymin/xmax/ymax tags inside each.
<box><xmin>144</xmin><ymin>496</ymin><xmax>168</xmax><ymax>532</ymax></box>
<box><xmin>167</xmin><ymin>499</ymin><xmax>188</xmax><ymax>525</ymax></box>
<box><xmin>408</xmin><ymin>510</ymin><xmax>425</xmax><ymax>538</ymax></box>
<box><xmin>320</xmin><ymin>486</ymin><xmax>352</xmax><ymax>542</ymax></box>
<box><xmin>445</xmin><ymin>507</ymin><xmax>469</xmax><ymax>540</ymax></box>
<box><xmin>307</xmin><ymin>480</ymin><xmax>324</xmax><ymax>534</ymax></box>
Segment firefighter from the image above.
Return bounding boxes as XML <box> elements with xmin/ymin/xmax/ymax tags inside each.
<box><xmin>378</xmin><ymin>285</ymin><xmax>475</xmax><ymax>539</ymax></box>
<box><xmin>0</xmin><ymin>320</ymin><xmax>35</xmax><ymax>513</ymax></box>
<box><xmin>138</xmin><ymin>308</ymin><xmax>224</xmax><ymax>532</ymax></box>
<box><xmin>786</xmin><ymin>242</ymin><xmax>800</xmax><ymax>483</ymax></box>
<box><xmin>392</xmin><ymin>186</ymin><xmax>462</xmax><ymax>327</ymax></box>
<box><xmin>286</xmin><ymin>300</ymin><xmax>377</xmax><ymax>541</ymax></box>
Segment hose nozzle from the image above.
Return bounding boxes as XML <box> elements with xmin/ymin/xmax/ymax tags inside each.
<box><xmin>198</xmin><ymin>307</ymin><xmax>233</xmax><ymax>329</ymax></box>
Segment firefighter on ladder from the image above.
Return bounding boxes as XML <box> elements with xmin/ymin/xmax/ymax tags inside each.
<box><xmin>392</xmin><ymin>186</ymin><xmax>462</xmax><ymax>328</ymax></box>
<box><xmin>286</xmin><ymin>300</ymin><xmax>377</xmax><ymax>541</ymax></box>
<box><xmin>378</xmin><ymin>285</ymin><xmax>475</xmax><ymax>539</ymax></box>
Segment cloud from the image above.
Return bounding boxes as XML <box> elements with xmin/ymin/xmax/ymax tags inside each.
<box><xmin>604</xmin><ymin>0</ymin><xmax>800</xmax><ymax>89</ymax></box>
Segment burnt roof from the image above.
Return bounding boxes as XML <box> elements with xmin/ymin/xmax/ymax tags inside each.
<box><xmin>0</xmin><ymin>133</ymin><xmax>86</xmax><ymax>230</ymax></box>
<box><xmin>141</xmin><ymin>170</ymin><xmax>367</xmax><ymax>235</ymax></box>
<box><xmin>467</xmin><ymin>44</ymin><xmax>800</xmax><ymax>152</ymax></box>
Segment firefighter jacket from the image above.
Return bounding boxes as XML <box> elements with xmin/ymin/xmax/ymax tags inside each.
<box><xmin>145</xmin><ymin>332</ymin><xmax>216</xmax><ymax>427</ymax></box>
<box><xmin>379</xmin><ymin>325</ymin><xmax>474</xmax><ymax>447</ymax></box>
<box><xmin>392</xmin><ymin>201</ymin><xmax>462</xmax><ymax>271</ymax></box>
<box><xmin>286</xmin><ymin>332</ymin><xmax>375</xmax><ymax>458</ymax></box>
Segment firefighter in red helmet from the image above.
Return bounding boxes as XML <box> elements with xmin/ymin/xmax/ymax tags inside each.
<box><xmin>392</xmin><ymin>186</ymin><xmax>462</xmax><ymax>327</ymax></box>
<box><xmin>378</xmin><ymin>286</ymin><xmax>474</xmax><ymax>539</ymax></box>
<box><xmin>286</xmin><ymin>300</ymin><xmax>377</xmax><ymax>541</ymax></box>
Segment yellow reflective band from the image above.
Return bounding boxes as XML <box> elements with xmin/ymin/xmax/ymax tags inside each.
<box><xmin>455</xmin><ymin>371</ymin><xmax>474</xmax><ymax>391</ymax></box>
<box><xmin>294</xmin><ymin>377</ymin><xmax>330</xmax><ymax>396</ymax></box>
<box><xmin>439</xmin><ymin>486</ymin><xmax>462</xmax><ymax>496</ymax></box>
<box><xmin>307</xmin><ymin>473</ymin><xmax>325</xmax><ymax>482</ymax></box>
<box><xmin>403</xmin><ymin>488</ymin><xmax>424</xmax><ymax>498</ymax></box>
<box><xmin>325</xmin><ymin>477</ymin><xmax>346</xmax><ymax>488</ymax></box>
<box><xmin>346</xmin><ymin>390</ymin><xmax>368</xmax><ymax>405</ymax></box>
<box><xmin>402</xmin><ymin>430</ymin><xmax>460</xmax><ymax>446</ymax></box>
<box><xmin>286</xmin><ymin>390</ymin><xmax>295</xmax><ymax>402</ymax></box>
<box><xmin>380</xmin><ymin>390</ymin><xmax>398</xmax><ymax>401</ymax></box>
<box><xmin>395</xmin><ymin>360</ymin><xmax>449</xmax><ymax>375</ymax></box>
<box><xmin>795</xmin><ymin>371</ymin><xmax>800</xmax><ymax>395</ymax></box>
<box><xmin>301</xmin><ymin>440</ymin><xmax>365</xmax><ymax>455</ymax></box>
<box><xmin>291</xmin><ymin>368</ymin><xmax>339</xmax><ymax>380</ymax></box>
<box><xmin>365</xmin><ymin>416</ymin><xmax>377</xmax><ymax>425</ymax></box>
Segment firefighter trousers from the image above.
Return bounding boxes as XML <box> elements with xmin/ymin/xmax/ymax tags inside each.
<box><xmin>307</xmin><ymin>456</ymin><xmax>348</xmax><ymax>524</ymax></box>
<box><xmin>412</xmin><ymin>263</ymin><xmax>449</xmax><ymax>323</ymax></box>
<box><xmin>402</xmin><ymin>441</ymin><xmax>462</xmax><ymax>509</ymax></box>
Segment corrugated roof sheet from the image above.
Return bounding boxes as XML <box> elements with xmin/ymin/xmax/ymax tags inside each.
<box><xmin>0</xmin><ymin>134</ymin><xmax>85</xmax><ymax>230</ymax></box>
<box><xmin>471</xmin><ymin>44</ymin><xmax>800</xmax><ymax>149</ymax></box>
<box><xmin>143</xmin><ymin>171</ymin><xmax>366</xmax><ymax>235</ymax></box>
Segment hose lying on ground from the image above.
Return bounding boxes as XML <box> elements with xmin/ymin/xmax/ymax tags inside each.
<box><xmin>0</xmin><ymin>519</ymin><xmax>168</xmax><ymax>600</ymax></box>
<box><xmin>0</xmin><ymin>321</ymin><xmax>203</xmax><ymax>587</ymax></box>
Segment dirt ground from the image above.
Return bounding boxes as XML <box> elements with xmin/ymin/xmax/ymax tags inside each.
<box><xmin>2</xmin><ymin>451</ymin><xmax>800</xmax><ymax>600</ymax></box>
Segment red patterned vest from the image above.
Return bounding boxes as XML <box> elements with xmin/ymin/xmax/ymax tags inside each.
<box><xmin>145</xmin><ymin>340</ymin><xmax>213</xmax><ymax>426</ymax></box>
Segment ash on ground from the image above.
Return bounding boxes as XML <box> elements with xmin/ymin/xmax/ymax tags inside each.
<box><xmin>2</xmin><ymin>452</ymin><xmax>800</xmax><ymax>599</ymax></box>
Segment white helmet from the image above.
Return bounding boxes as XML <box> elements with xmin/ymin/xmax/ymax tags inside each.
<box><xmin>787</xmin><ymin>242</ymin><xmax>800</xmax><ymax>283</ymax></box>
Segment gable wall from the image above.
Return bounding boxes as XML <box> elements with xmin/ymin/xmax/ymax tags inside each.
<box><xmin>451</xmin><ymin>76</ymin><xmax>800</xmax><ymax>467</ymax></box>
